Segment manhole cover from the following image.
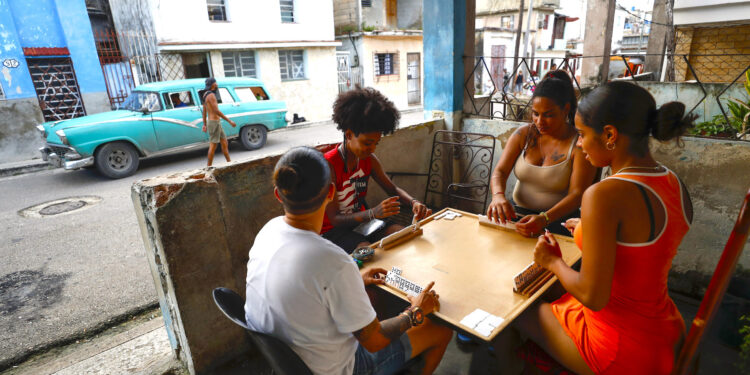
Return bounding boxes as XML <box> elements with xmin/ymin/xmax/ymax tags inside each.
<box><xmin>39</xmin><ymin>200</ymin><xmax>87</xmax><ymax>215</ymax></box>
<box><xmin>18</xmin><ymin>196</ymin><xmax>102</xmax><ymax>218</ymax></box>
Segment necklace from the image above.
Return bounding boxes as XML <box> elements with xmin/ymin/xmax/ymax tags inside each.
<box><xmin>338</xmin><ymin>144</ymin><xmax>359</xmax><ymax>173</ymax></box>
<box><xmin>614</xmin><ymin>164</ymin><xmax>663</xmax><ymax>175</ymax></box>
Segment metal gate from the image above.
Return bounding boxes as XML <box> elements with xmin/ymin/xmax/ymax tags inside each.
<box><xmin>94</xmin><ymin>30</ymin><xmax>135</xmax><ymax>106</ymax></box>
<box><xmin>337</xmin><ymin>52</ymin><xmax>352</xmax><ymax>93</ymax></box>
<box><xmin>407</xmin><ymin>53</ymin><xmax>421</xmax><ymax>105</ymax></box>
<box><xmin>491</xmin><ymin>45</ymin><xmax>506</xmax><ymax>92</ymax></box>
<box><xmin>27</xmin><ymin>57</ymin><xmax>86</xmax><ymax>122</ymax></box>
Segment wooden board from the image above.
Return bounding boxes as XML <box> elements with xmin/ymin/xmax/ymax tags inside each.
<box><xmin>369</xmin><ymin>208</ymin><xmax>581</xmax><ymax>342</ymax></box>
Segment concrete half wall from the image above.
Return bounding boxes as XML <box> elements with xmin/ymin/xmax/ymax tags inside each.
<box><xmin>0</xmin><ymin>98</ymin><xmax>45</xmax><ymax>163</ymax></box>
<box><xmin>131</xmin><ymin>120</ymin><xmax>444</xmax><ymax>373</ymax></box>
<box><xmin>641</xmin><ymin>81</ymin><xmax>748</xmax><ymax>124</ymax></box>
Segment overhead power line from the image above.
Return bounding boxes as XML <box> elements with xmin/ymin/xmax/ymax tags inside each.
<box><xmin>615</xmin><ymin>3</ymin><xmax>673</xmax><ymax>27</ymax></box>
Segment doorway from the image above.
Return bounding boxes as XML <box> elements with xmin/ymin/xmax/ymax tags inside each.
<box><xmin>491</xmin><ymin>45</ymin><xmax>506</xmax><ymax>93</ymax></box>
<box><xmin>407</xmin><ymin>53</ymin><xmax>421</xmax><ymax>105</ymax></box>
<box><xmin>182</xmin><ymin>53</ymin><xmax>211</xmax><ymax>78</ymax></box>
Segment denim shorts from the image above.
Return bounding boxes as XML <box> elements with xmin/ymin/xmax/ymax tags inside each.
<box><xmin>353</xmin><ymin>333</ymin><xmax>412</xmax><ymax>375</ymax></box>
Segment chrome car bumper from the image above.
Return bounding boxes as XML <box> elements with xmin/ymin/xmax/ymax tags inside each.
<box><xmin>39</xmin><ymin>146</ymin><xmax>94</xmax><ymax>170</ymax></box>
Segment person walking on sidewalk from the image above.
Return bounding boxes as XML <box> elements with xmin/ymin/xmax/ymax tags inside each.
<box><xmin>201</xmin><ymin>77</ymin><xmax>236</xmax><ymax>166</ymax></box>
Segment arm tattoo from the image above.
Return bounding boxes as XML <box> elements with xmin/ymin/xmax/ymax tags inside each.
<box><xmin>378</xmin><ymin>314</ymin><xmax>411</xmax><ymax>341</ymax></box>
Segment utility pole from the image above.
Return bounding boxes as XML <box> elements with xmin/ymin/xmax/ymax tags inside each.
<box><xmin>512</xmin><ymin>0</ymin><xmax>525</xmax><ymax>78</ymax></box>
<box><xmin>522</xmin><ymin>0</ymin><xmax>534</xmax><ymax>74</ymax></box>
<box><xmin>581</xmin><ymin>0</ymin><xmax>617</xmax><ymax>86</ymax></box>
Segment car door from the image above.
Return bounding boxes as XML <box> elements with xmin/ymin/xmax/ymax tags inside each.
<box><xmin>151</xmin><ymin>89</ymin><xmax>207</xmax><ymax>150</ymax></box>
<box><xmin>233</xmin><ymin>86</ymin><xmax>286</xmax><ymax>130</ymax></box>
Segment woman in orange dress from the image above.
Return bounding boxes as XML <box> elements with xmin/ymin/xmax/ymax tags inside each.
<box><xmin>515</xmin><ymin>81</ymin><xmax>696</xmax><ymax>374</ymax></box>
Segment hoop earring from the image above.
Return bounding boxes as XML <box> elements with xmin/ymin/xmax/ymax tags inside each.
<box><xmin>606</xmin><ymin>142</ymin><xmax>616</xmax><ymax>151</ymax></box>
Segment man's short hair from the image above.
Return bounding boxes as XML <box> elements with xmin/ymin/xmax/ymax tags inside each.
<box><xmin>332</xmin><ymin>86</ymin><xmax>399</xmax><ymax>136</ymax></box>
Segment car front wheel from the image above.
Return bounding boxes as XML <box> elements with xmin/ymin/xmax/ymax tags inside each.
<box><xmin>95</xmin><ymin>142</ymin><xmax>139</xmax><ymax>179</ymax></box>
<box><xmin>239</xmin><ymin>125</ymin><xmax>267</xmax><ymax>150</ymax></box>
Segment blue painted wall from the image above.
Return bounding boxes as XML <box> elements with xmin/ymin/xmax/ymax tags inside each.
<box><xmin>9</xmin><ymin>0</ymin><xmax>66</xmax><ymax>48</ymax></box>
<box><xmin>55</xmin><ymin>0</ymin><xmax>106</xmax><ymax>93</ymax></box>
<box><xmin>0</xmin><ymin>0</ymin><xmax>105</xmax><ymax>100</ymax></box>
<box><xmin>423</xmin><ymin>0</ymin><xmax>466</xmax><ymax>113</ymax></box>
<box><xmin>0</xmin><ymin>0</ymin><xmax>37</xmax><ymax>99</ymax></box>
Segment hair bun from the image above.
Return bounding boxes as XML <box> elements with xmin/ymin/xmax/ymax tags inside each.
<box><xmin>274</xmin><ymin>165</ymin><xmax>299</xmax><ymax>193</ymax></box>
<box><xmin>652</xmin><ymin>101</ymin><xmax>695</xmax><ymax>141</ymax></box>
<box><xmin>543</xmin><ymin>69</ymin><xmax>570</xmax><ymax>82</ymax></box>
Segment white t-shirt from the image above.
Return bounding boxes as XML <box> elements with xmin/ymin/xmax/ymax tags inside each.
<box><xmin>244</xmin><ymin>217</ymin><xmax>377</xmax><ymax>375</ymax></box>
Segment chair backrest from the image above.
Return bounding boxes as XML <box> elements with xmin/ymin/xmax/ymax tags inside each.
<box><xmin>424</xmin><ymin>130</ymin><xmax>496</xmax><ymax>213</ymax></box>
<box><xmin>212</xmin><ymin>288</ymin><xmax>313</xmax><ymax>375</ymax></box>
<box><xmin>672</xmin><ymin>189</ymin><xmax>750</xmax><ymax>375</ymax></box>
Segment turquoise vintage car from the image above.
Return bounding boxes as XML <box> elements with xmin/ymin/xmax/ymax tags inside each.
<box><xmin>37</xmin><ymin>77</ymin><xmax>289</xmax><ymax>178</ymax></box>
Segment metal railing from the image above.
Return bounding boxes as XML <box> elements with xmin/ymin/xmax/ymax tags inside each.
<box><xmin>464</xmin><ymin>53</ymin><xmax>750</xmax><ymax>139</ymax></box>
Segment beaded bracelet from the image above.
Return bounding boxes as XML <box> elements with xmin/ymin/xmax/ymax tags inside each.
<box><xmin>540</xmin><ymin>211</ymin><xmax>550</xmax><ymax>224</ymax></box>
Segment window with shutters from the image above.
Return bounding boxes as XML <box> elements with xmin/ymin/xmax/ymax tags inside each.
<box><xmin>501</xmin><ymin>15</ymin><xmax>514</xmax><ymax>29</ymax></box>
<box><xmin>374</xmin><ymin>53</ymin><xmax>398</xmax><ymax>76</ymax></box>
<box><xmin>207</xmin><ymin>0</ymin><xmax>227</xmax><ymax>21</ymax></box>
<box><xmin>280</xmin><ymin>0</ymin><xmax>294</xmax><ymax>23</ymax></box>
<box><xmin>222</xmin><ymin>51</ymin><xmax>257</xmax><ymax>78</ymax></box>
<box><xmin>279</xmin><ymin>50</ymin><xmax>306</xmax><ymax>80</ymax></box>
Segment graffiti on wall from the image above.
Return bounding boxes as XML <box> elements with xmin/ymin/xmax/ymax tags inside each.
<box><xmin>3</xmin><ymin>59</ymin><xmax>20</xmax><ymax>68</ymax></box>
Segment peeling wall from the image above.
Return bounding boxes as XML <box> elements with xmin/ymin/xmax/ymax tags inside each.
<box><xmin>0</xmin><ymin>0</ymin><xmax>109</xmax><ymax>159</ymax></box>
<box><xmin>640</xmin><ymin>81</ymin><xmax>748</xmax><ymax>124</ymax></box>
<box><xmin>397</xmin><ymin>0</ymin><xmax>422</xmax><ymax>29</ymax></box>
<box><xmin>367</xmin><ymin>119</ymin><xmax>445</xmax><ymax>205</ymax></box>
<box><xmin>0</xmin><ymin>97</ymin><xmax>44</xmax><ymax>162</ymax></box>
<box><xmin>463</xmin><ymin>117</ymin><xmax>750</xmax><ymax>299</ymax></box>
<box><xmin>258</xmin><ymin>47</ymin><xmax>338</xmax><ymax>122</ymax></box>
<box><xmin>108</xmin><ymin>0</ymin><xmax>157</xmax><ymax>55</ymax></box>
<box><xmin>362</xmin><ymin>0</ymin><xmax>386</xmax><ymax>29</ymax></box>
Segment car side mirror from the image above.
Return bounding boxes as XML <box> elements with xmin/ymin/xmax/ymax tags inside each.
<box><xmin>140</xmin><ymin>107</ymin><xmax>150</xmax><ymax>115</ymax></box>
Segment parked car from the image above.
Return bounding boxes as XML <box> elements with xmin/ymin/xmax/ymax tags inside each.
<box><xmin>37</xmin><ymin>77</ymin><xmax>289</xmax><ymax>178</ymax></box>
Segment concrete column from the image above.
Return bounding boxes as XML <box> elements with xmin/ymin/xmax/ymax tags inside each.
<box><xmin>463</xmin><ymin>0</ymin><xmax>477</xmax><ymax>117</ymax></box>
<box><xmin>580</xmin><ymin>0</ymin><xmax>616</xmax><ymax>86</ymax></box>
<box><xmin>645</xmin><ymin>0</ymin><xmax>668</xmax><ymax>80</ymax></box>
<box><xmin>423</xmin><ymin>0</ymin><xmax>469</xmax><ymax>130</ymax></box>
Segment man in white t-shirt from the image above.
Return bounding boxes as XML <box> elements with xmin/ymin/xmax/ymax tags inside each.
<box><xmin>245</xmin><ymin>147</ymin><xmax>452</xmax><ymax>375</ymax></box>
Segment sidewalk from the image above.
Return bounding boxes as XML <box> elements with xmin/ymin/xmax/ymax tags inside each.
<box><xmin>2</xmin><ymin>308</ymin><xmax>182</xmax><ymax>375</ymax></box>
<box><xmin>0</xmin><ymin>158</ymin><xmax>52</xmax><ymax>178</ymax></box>
<box><xmin>2</xmin><ymin>291</ymin><xmax>739</xmax><ymax>375</ymax></box>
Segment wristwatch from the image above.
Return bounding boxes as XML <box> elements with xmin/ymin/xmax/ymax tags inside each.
<box><xmin>404</xmin><ymin>306</ymin><xmax>424</xmax><ymax>327</ymax></box>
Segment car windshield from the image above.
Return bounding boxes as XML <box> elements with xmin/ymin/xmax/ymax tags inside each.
<box><xmin>119</xmin><ymin>91</ymin><xmax>161</xmax><ymax>112</ymax></box>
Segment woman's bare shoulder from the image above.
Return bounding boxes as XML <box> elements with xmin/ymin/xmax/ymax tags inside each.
<box><xmin>583</xmin><ymin>178</ymin><xmax>636</xmax><ymax>206</ymax></box>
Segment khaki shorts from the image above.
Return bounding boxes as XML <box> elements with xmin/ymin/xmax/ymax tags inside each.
<box><xmin>206</xmin><ymin>119</ymin><xmax>226</xmax><ymax>143</ymax></box>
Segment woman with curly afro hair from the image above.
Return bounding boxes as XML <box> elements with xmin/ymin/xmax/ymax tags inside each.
<box><xmin>321</xmin><ymin>86</ymin><xmax>431</xmax><ymax>253</ymax></box>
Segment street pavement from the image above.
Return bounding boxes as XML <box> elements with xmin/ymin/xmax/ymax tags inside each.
<box><xmin>0</xmin><ymin>111</ymin><xmax>427</xmax><ymax>369</ymax></box>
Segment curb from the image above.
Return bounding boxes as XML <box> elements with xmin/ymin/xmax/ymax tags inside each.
<box><xmin>0</xmin><ymin>302</ymin><xmax>159</xmax><ymax>372</ymax></box>
<box><xmin>0</xmin><ymin>162</ymin><xmax>54</xmax><ymax>178</ymax></box>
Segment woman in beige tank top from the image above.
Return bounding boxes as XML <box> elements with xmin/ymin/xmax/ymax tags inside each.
<box><xmin>486</xmin><ymin>71</ymin><xmax>597</xmax><ymax>237</ymax></box>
